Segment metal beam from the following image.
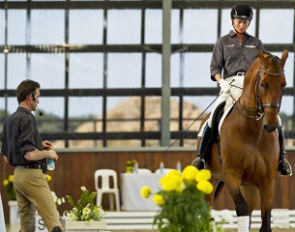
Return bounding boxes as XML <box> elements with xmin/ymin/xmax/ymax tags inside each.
<box><xmin>1</xmin><ymin>1</ymin><xmax>295</xmax><ymax>10</ymax></box>
<box><xmin>161</xmin><ymin>0</ymin><xmax>171</xmax><ymax>146</ymax></box>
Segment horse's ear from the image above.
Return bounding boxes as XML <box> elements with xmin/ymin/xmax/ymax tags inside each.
<box><xmin>281</xmin><ymin>49</ymin><xmax>288</xmax><ymax>67</ymax></box>
<box><xmin>257</xmin><ymin>50</ymin><xmax>268</xmax><ymax>67</ymax></box>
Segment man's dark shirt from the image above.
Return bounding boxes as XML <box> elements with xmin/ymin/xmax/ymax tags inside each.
<box><xmin>1</xmin><ymin>107</ymin><xmax>45</xmax><ymax>166</ymax></box>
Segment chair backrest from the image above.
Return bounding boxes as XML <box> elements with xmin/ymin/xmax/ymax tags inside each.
<box><xmin>136</xmin><ymin>168</ymin><xmax>152</xmax><ymax>174</ymax></box>
<box><xmin>94</xmin><ymin>169</ymin><xmax>118</xmax><ymax>191</ymax></box>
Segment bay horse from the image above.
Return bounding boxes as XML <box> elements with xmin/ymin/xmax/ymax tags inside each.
<box><xmin>202</xmin><ymin>49</ymin><xmax>288</xmax><ymax>232</ymax></box>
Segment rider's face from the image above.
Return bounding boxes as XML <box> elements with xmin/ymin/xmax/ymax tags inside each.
<box><xmin>232</xmin><ymin>19</ymin><xmax>250</xmax><ymax>33</ymax></box>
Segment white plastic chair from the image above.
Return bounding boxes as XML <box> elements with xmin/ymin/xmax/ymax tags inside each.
<box><xmin>136</xmin><ymin>168</ymin><xmax>152</xmax><ymax>174</ymax></box>
<box><xmin>94</xmin><ymin>169</ymin><xmax>120</xmax><ymax>211</ymax></box>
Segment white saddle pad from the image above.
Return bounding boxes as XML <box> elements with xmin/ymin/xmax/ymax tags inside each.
<box><xmin>218</xmin><ymin>103</ymin><xmax>235</xmax><ymax>135</ymax></box>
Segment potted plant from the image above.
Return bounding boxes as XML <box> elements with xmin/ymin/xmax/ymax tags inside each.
<box><xmin>126</xmin><ymin>159</ymin><xmax>137</xmax><ymax>173</ymax></box>
<box><xmin>2</xmin><ymin>175</ymin><xmax>16</xmax><ymax>201</ymax></box>
<box><xmin>140</xmin><ymin>166</ymin><xmax>224</xmax><ymax>232</ymax></box>
<box><xmin>3</xmin><ymin>175</ymin><xmax>18</xmax><ymax>227</ymax></box>
<box><xmin>62</xmin><ymin>186</ymin><xmax>106</xmax><ymax>231</ymax></box>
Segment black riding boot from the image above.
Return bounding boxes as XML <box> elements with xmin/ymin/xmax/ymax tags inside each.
<box><xmin>277</xmin><ymin>126</ymin><xmax>292</xmax><ymax>176</ymax></box>
<box><xmin>192</xmin><ymin>123</ymin><xmax>213</xmax><ymax>170</ymax></box>
<box><xmin>52</xmin><ymin>226</ymin><xmax>62</xmax><ymax>232</ymax></box>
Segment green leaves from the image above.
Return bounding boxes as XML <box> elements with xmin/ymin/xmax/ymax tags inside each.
<box><xmin>64</xmin><ymin>186</ymin><xmax>104</xmax><ymax>222</ymax></box>
<box><xmin>66</xmin><ymin>195</ymin><xmax>75</xmax><ymax>208</ymax></box>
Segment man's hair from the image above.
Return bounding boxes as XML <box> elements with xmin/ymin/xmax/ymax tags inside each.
<box><xmin>16</xmin><ymin>79</ymin><xmax>40</xmax><ymax>103</ymax></box>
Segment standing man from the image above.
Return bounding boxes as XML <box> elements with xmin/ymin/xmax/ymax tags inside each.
<box><xmin>1</xmin><ymin>80</ymin><xmax>62</xmax><ymax>232</ymax></box>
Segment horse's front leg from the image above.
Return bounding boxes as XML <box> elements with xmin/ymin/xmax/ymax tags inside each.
<box><xmin>259</xmin><ymin>180</ymin><xmax>276</xmax><ymax>232</ymax></box>
<box><xmin>224</xmin><ymin>173</ymin><xmax>250</xmax><ymax>232</ymax></box>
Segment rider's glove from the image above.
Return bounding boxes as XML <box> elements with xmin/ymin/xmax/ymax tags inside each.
<box><xmin>218</xmin><ymin>79</ymin><xmax>231</xmax><ymax>93</ymax></box>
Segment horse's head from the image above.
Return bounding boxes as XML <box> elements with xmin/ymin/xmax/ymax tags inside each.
<box><xmin>256</xmin><ymin>49</ymin><xmax>288</xmax><ymax>132</ymax></box>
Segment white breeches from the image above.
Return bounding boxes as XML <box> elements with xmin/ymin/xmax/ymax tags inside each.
<box><xmin>207</xmin><ymin>75</ymin><xmax>244</xmax><ymax>128</ymax></box>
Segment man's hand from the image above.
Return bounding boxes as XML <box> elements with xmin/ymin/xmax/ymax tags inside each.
<box><xmin>47</xmin><ymin>149</ymin><xmax>59</xmax><ymax>161</ymax></box>
<box><xmin>218</xmin><ymin>79</ymin><xmax>231</xmax><ymax>93</ymax></box>
<box><xmin>42</xmin><ymin>140</ymin><xmax>53</xmax><ymax>150</ymax></box>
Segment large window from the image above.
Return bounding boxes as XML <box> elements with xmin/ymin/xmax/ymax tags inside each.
<box><xmin>1</xmin><ymin>1</ymin><xmax>295</xmax><ymax>148</ymax></box>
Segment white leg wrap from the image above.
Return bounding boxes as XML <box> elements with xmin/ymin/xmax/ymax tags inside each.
<box><xmin>237</xmin><ymin>216</ymin><xmax>250</xmax><ymax>232</ymax></box>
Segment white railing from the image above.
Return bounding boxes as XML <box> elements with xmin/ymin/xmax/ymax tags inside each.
<box><xmin>104</xmin><ymin>209</ymin><xmax>295</xmax><ymax>230</ymax></box>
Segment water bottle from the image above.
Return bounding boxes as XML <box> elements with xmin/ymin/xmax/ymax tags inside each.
<box><xmin>176</xmin><ymin>161</ymin><xmax>182</xmax><ymax>172</ymax></box>
<box><xmin>160</xmin><ymin>161</ymin><xmax>165</xmax><ymax>174</ymax></box>
<box><xmin>134</xmin><ymin>161</ymin><xmax>139</xmax><ymax>173</ymax></box>
<box><xmin>47</xmin><ymin>159</ymin><xmax>55</xmax><ymax>171</ymax></box>
<box><xmin>47</xmin><ymin>146</ymin><xmax>55</xmax><ymax>171</ymax></box>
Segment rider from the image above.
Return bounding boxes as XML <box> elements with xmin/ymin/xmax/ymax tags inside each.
<box><xmin>192</xmin><ymin>3</ymin><xmax>292</xmax><ymax>176</ymax></box>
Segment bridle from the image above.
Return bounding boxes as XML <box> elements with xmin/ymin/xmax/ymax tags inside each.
<box><xmin>237</xmin><ymin>62</ymin><xmax>285</xmax><ymax>121</ymax></box>
<box><xmin>256</xmin><ymin>67</ymin><xmax>284</xmax><ymax>111</ymax></box>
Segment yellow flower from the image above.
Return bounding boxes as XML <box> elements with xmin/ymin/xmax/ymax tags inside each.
<box><xmin>68</xmin><ymin>212</ymin><xmax>78</xmax><ymax>221</ymax></box>
<box><xmin>160</xmin><ymin>174</ymin><xmax>181</xmax><ymax>192</ymax></box>
<box><xmin>46</xmin><ymin>174</ymin><xmax>52</xmax><ymax>182</ymax></box>
<box><xmin>182</xmin><ymin>165</ymin><xmax>199</xmax><ymax>184</ymax></box>
<box><xmin>166</xmin><ymin>169</ymin><xmax>181</xmax><ymax>177</ymax></box>
<box><xmin>196</xmin><ymin>180</ymin><xmax>213</xmax><ymax>194</ymax></box>
<box><xmin>195</xmin><ymin>169</ymin><xmax>211</xmax><ymax>183</ymax></box>
<box><xmin>176</xmin><ymin>183</ymin><xmax>185</xmax><ymax>193</ymax></box>
<box><xmin>166</xmin><ymin>170</ymin><xmax>182</xmax><ymax>185</ymax></box>
<box><xmin>140</xmin><ymin>186</ymin><xmax>152</xmax><ymax>198</ymax></box>
<box><xmin>2</xmin><ymin>179</ymin><xmax>9</xmax><ymax>186</ymax></box>
<box><xmin>82</xmin><ymin>206</ymin><xmax>91</xmax><ymax>215</ymax></box>
<box><xmin>81</xmin><ymin>186</ymin><xmax>86</xmax><ymax>191</ymax></box>
<box><xmin>8</xmin><ymin>175</ymin><xmax>14</xmax><ymax>182</ymax></box>
<box><xmin>153</xmin><ymin>194</ymin><xmax>165</xmax><ymax>206</ymax></box>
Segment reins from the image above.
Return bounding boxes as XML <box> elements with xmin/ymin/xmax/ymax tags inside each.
<box><xmin>236</xmin><ymin>99</ymin><xmax>264</xmax><ymax>121</ymax></box>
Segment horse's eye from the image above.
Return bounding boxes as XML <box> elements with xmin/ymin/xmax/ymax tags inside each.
<box><xmin>260</xmin><ymin>82</ymin><xmax>268</xmax><ymax>91</ymax></box>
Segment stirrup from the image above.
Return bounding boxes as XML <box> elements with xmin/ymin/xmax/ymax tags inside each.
<box><xmin>277</xmin><ymin>159</ymin><xmax>292</xmax><ymax>176</ymax></box>
<box><xmin>52</xmin><ymin>226</ymin><xmax>62</xmax><ymax>232</ymax></box>
<box><xmin>192</xmin><ymin>157</ymin><xmax>205</xmax><ymax>170</ymax></box>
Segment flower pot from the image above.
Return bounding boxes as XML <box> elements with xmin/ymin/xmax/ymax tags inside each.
<box><xmin>8</xmin><ymin>200</ymin><xmax>19</xmax><ymax>226</ymax></box>
<box><xmin>61</xmin><ymin>218</ymin><xmax>107</xmax><ymax>232</ymax></box>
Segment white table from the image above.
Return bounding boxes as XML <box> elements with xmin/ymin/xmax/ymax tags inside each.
<box><xmin>121</xmin><ymin>173</ymin><xmax>163</xmax><ymax>211</ymax></box>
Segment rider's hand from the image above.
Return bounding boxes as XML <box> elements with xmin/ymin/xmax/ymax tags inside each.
<box><xmin>218</xmin><ymin>79</ymin><xmax>231</xmax><ymax>93</ymax></box>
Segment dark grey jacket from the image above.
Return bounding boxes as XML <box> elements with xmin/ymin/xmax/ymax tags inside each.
<box><xmin>210</xmin><ymin>30</ymin><xmax>265</xmax><ymax>80</ymax></box>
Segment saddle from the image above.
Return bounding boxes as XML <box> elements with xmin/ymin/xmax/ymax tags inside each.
<box><xmin>210</xmin><ymin>102</ymin><xmax>226</xmax><ymax>142</ymax></box>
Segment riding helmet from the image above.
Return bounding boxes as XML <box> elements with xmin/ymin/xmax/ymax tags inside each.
<box><xmin>230</xmin><ymin>4</ymin><xmax>253</xmax><ymax>21</ymax></box>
